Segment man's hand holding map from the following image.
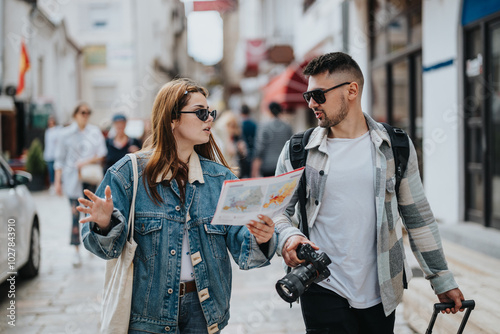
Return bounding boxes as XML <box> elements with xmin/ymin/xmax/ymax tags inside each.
<box><xmin>212</xmin><ymin>167</ymin><xmax>305</xmax><ymax>225</ymax></box>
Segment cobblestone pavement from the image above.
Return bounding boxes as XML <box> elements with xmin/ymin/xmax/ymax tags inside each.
<box><xmin>0</xmin><ymin>190</ymin><xmax>416</xmax><ymax>333</ymax></box>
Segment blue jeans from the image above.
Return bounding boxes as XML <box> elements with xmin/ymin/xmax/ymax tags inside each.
<box><xmin>46</xmin><ymin>160</ymin><xmax>55</xmax><ymax>183</ymax></box>
<box><xmin>69</xmin><ymin>198</ymin><xmax>80</xmax><ymax>245</ymax></box>
<box><xmin>128</xmin><ymin>292</ymin><xmax>213</xmax><ymax>334</ymax></box>
<box><xmin>177</xmin><ymin>291</ymin><xmax>212</xmax><ymax>334</ymax></box>
<box><xmin>71</xmin><ymin>183</ymin><xmax>97</xmax><ymax>245</ymax></box>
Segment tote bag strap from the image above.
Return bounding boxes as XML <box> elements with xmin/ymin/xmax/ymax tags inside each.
<box><xmin>127</xmin><ymin>153</ymin><xmax>139</xmax><ymax>241</ymax></box>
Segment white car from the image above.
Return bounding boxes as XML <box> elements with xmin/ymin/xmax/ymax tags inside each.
<box><xmin>0</xmin><ymin>156</ymin><xmax>40</xmax><ymax>282</ymax></box>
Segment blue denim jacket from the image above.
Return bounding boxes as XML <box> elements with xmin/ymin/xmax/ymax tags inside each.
<box><xmin>82</xmin><ymin>152</ymin><xmax>277</xmax><ymax>333</ymax></box>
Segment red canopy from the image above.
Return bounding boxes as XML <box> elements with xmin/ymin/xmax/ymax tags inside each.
<box><xmin>261</xmin><ymin>61</ymin><xmax>309</xmax><ymax>111</ymax></box>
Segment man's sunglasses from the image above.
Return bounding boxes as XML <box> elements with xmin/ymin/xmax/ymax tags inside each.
<box><xmin>178</xmin><ymin>108</ymin><xmax>217</xmax><ymax>122</ymax></box>
<box><xmin>302</xmin><ymin>82</ymin><xmax>351</xmax><ymax>104</ymax></box>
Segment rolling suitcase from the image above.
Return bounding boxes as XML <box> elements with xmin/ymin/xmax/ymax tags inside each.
<box><xmin>425</xmin><ymin>300</ymin><xmax>475</xmax><ymax>334</ymax></box>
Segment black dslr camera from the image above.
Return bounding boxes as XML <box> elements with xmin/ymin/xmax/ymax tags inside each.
<box><xmin>275</xmin><ymin>243</ymin><xmax>332</xmax><ymax>303</ymax></box>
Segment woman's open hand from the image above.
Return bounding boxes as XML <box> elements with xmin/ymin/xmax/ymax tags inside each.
<box><xmin>246</xmin><ymin>214</ymin><xmax>275</xmax><ymax>244</ymax></box>
<box><xmin>76</xmin><ymin>185</ymin><xmax>114</xmax><ymax>231</ymax></box>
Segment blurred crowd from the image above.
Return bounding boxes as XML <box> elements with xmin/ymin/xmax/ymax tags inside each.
<box><xmin>25</xmin><ymin>99</ymin><xmax>291</xmax><ymax>266</ymax></box>
<box><xmin>212</xmin><ymin>101</ymin><xmax>292</xmax><ymax>179</ymax></box>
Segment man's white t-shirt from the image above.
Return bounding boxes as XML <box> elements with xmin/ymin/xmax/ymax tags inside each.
<box><xmin>310</xmin><ymin>131</ymin><xmax>381</xmax><ymax>309</ymax></box>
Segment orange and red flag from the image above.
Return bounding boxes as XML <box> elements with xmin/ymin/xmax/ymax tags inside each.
<box><xmin>16</xmin><ymin>40</ymin><xmax>30</xmax><ymax>95</ymax></box>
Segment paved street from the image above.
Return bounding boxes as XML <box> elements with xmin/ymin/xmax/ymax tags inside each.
<box><xmin>1</xmin><ymin>190</ymin><xmax>415</xmax><ymax>333</ymax></box>
<box><xmin>0</xmin><ymin>191</ymin><xmax>104</xmax><ymax>334</ymax></box>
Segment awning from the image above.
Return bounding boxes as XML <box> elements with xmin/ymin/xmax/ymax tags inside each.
<box><xmin>261</xmin><ymin>61</ymin><xmax>309</xmax><ymax>111</ymax></box>
<box><xmin>462</xmin><ymin>0</ymin><xmax>500</xmax><ymax>26</ymax></box>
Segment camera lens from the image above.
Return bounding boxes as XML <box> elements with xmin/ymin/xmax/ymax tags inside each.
<box><xmin>276</xmin><ymin>246</ymin><xmax>332</xmax><ymax>303</ymax></box>
<box><xmin>275</xmin><ymin>267</ymin><xmax>311</xmax><ymax>303</ymax></box>
<box><xmin>279</xmin><ymin>284</ymin><xmax>293</xmax><ymax>297</ymax></box>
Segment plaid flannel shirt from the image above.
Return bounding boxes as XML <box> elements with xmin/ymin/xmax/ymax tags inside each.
<box><xmin>274</xmin><ymin>113</ymin><xmax>458</xmax><ymax>316</ymax></box>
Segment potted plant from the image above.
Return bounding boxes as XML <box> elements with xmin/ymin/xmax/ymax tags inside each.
<box><xmin>25</xmin><ymin>138</ymin><xmax>47</xmax><ymax>191</ymax></box>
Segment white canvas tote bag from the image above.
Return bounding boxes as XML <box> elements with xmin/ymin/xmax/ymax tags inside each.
<box><xmin>100</xmin><ymin>153</ymin><xmax>138</xmax><ymax>333</ymax></box>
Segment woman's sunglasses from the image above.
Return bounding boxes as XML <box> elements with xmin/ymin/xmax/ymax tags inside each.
<box><xmin>178</xmin><ymin>108</ymin><xmax>217</xmax><ymax>122</ymax></box>
<box><xmin>302</xmin><ymin>82</ymin><xmax>351</xmax><ymax>104</ymax></box>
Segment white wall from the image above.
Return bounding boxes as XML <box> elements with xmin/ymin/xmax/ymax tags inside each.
<box><xmin>45</xmin><ymin>0</ymin><xmax>187</xmax><ymax>126</ymax></box>
<box><xmin>294</xmin><ymin>0</ymin><xmax>343</xmax><ymax>60</ymax></box>
<box><xmin>52</xmin><ymin>0</ymin><xmax>135</xmax><ymax>126</ymax></box>
<box><xmin>30</xmin><ymin>14</ymin><xmax>76</xmax><ymax>124</ymax></box>
<box><xmin>422</xmin><ymin>0</ymin><xmax>461</xmax><ymax>224</ymax></box>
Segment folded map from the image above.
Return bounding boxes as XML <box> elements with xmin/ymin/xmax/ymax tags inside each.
<box><xmin>211</xmin><ymin>167</ymin><xmax>305</xmax><ymax>225</ymax></box>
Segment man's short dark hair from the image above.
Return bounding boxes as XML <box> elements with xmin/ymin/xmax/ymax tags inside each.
<box><xmin>241</xmin><ymin>104</ymin><xmax>251</xmax><ymax>115</ymax></box>
<box><xmin>303</xmin><ymin>52</ymin><xmax>364</xmax><ymax>92</ymax></box>
<box><xmin>269</xmin><ymin>102</ymin><xmax>282</xmax><ymax>117</ymax></box>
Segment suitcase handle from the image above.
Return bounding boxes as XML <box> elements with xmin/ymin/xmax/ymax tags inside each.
<box><xmin>426</xmin><ymin>299</ymin><xmax>475</xmax><ymax>334</ymax></box>
<box><xmin>434</xmin><ymin>299</ymin><xmax>475</xmax><ymax>311</ymax></box>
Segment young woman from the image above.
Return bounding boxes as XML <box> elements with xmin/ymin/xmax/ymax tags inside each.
<box><xmin>78</xmin><ymin>78</ymin><xmax>277</xmax><ymax>333</ymax></box>
<box><xmin>54</xmin><ymin>103</ymin><xmax>107</xmax><ymax>267</ymax></box>
<box><xmin>212</xmin><ymin>111</ymin><xmax>247</xmax><ymax>177</ymax></box>
<box><xmin>43</xmin><ymin>115</ymin><xmax>62</xmax><ymax>193</ymax></box>
<box><xmin>103</xmin><ymin>113</ymin><xmax>141</xmax><ymax>173</ymax></box>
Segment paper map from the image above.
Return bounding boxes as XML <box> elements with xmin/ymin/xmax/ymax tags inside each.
<box><xmin>211</xmin><ymin>167</ymin><xmax>304</xmax><ymax>225</ymax></box>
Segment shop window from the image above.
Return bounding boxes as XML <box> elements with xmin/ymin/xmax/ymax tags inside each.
<box><xmin>392</xmin><ymin>60</ymin><xmax>410</xmax><ymax>131</ymax></box>
<box><xmin>388</xmin><ymin>16</ymin><xmax>408</xmax><ymax>53</ymax></box>
<box><xmin>90</xmin><ymin>4</ymin><xmax>110</xmax><ymax>29</ymax></box>
<box><xmin>369</xmin><ymin>0</ymin><xmax>423</xmax><ymax>177</ymax></box>
<box><xmin>371</xmin><ymin>67</ymin><xmax>387</xmax><ymax>123</ymax></box>
<box><xmin>410</xmin><ymin>11</ymin><xmax>422</xmax><ymax>43</ymax></box>
<box><xmin>84</xmin><ymin>45</ymin><xmax>107</xmax><ymax>67</ymax></box>
<box><xmin>369</xmin><ymin>0</ymin><xmax>421</xmax><ymax>59</ymax></box>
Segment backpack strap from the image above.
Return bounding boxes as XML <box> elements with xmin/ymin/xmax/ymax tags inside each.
<box><xmin>381</xmin><ymin>123</ymin><xmax>410</xmax><ymax>197</ymax></box>
<box><xmin>288</xmin><ymin>127</ymin><xmax>314</xmax><ymax>238</ymax></box>
<box><xmin>290</xmin><ymin>127</ymin><xmax>314</xmax><ymax>170</ymax></box>
<box><xmin>381</xmin><ymin>123</ymin><xmax>410</xmax><ymax>289</ymax></box>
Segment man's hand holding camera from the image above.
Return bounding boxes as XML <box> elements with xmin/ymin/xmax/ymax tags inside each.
<box><xmin>282</xmin><ymin>235</ymin><xmax>319</xmax><ymax>267</ymax></box>
<box><xmin>276</xmin><ymin>237</ymin><xmax>332</xmax><ymax>303</ymax></box>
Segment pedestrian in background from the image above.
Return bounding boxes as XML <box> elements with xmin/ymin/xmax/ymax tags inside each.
<box><xmin>43</xmin><ymin>115</ymin><xmax>61</xmax><ymax>194</ymax></box>
<box><xmin>78</xmin><ymin>78</ymin><xmax>276</xmax><ymax>334</ymax></box>
<box><xmin>104</xmin><ymin>113</ymin><xmax>141</xmax><ymax>173</ymax></box>
<box><xmin>213</xmin><ymin>110</ymin><xmax>247</xmax><ymax>177</ymax></box>
<box><xmin>274</xmin><ymin>52</ymin><xmax>465</xmax><ymax>333</ymax></box>
<box><xmin>239</xmin><ymin>104</ymin><xmax>257</xmax><ymax>178</ymax></box>
<box><xmin>54</xmin><ymin>103</ymin><xmax>107</xmax><ymax>267</ymax></box>
<box><xmin>251</xmin><ymin>101</ymin><xmax>293</xmax><ymax>177</ymax></box>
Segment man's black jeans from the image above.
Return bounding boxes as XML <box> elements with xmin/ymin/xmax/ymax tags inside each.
<box><xmin>300</xmin><ymin>284</ymin><xmax>395</xmax><ymax>334</ymax></box>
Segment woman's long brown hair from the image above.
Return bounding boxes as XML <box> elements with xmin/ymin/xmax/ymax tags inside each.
<box><xmin>141</xmin><ymin>78</ymin><xmax>230</xmax><ymax>205</ymax></box>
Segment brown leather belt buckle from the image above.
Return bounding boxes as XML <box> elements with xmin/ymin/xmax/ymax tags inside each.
<box><xmin>179</xmin><ymin>281</ymin><xmax>196</xmax><ymax>297</ymax></box>
<box><xmin>180</xmin><ymin>282</ymin><xmax>186</xmax><ymax>297</ymax></box>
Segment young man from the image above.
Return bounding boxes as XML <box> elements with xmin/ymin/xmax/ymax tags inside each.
<box><xmin>252</xmin><ymin>102</ymin><xmax>293</xmax><ymax>177</ymax></box>
<box><xmin>239</xmin><ymin>104</ymin><xmax>257</xmax><ymax>178</ymax></box>
<box><xmin>274</xmin><ymin>52</ymin><xmax>464</xmax><ymax>333</ymax></box>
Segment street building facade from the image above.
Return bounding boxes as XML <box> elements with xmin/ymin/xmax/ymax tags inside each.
<box><xmin>1</xmin><ymin>0</ymin><xmax>80</xmax><ymax>159</ymax></box>
<box><xmin>229</xmin><ymin>0</ymin><xmax>500</xmax><ymax>231</ymax></box>
<box><xmin>223</xmin><ymin>1</ymin><xmax>500</xmax><ymax>331</ymax></box>
<box><xmin>49</xmin><ymin>0</ymin><xmax>190</xmax><ymax>130</ymax></box>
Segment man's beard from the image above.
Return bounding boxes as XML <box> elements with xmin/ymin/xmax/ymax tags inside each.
<box><xmin>318</xmin><ymin>95</ymin><xmax>348</xmax><ymax>128</ymax></box>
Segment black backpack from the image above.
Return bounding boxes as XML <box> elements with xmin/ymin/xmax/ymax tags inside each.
<box><xmin>289</xmin><ymin>123</ymin><xmax>410</xmax><ymax>238</ymax></box>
